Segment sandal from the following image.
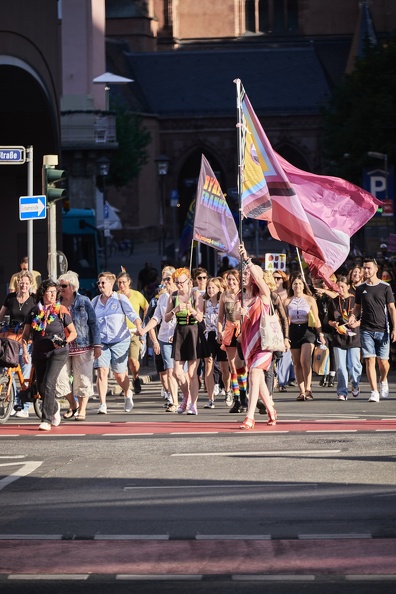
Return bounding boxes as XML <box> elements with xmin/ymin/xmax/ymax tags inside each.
<box><xmin>267</xmin><ymin>409</ymin><xmax>277</xmax><ymax>426</ymax></box>
<box><xmin>239</xmin><ymin>417</ymin><xmax>255</xmax><ymax>430</ymax></box>
<box><xmin>305</xmin><ymin>391</ymin><xmax>314</xmax><ymax>400</ymax></box>
<box><xmin>75</xmin><ymin>414</ymin><xmax>86</xmax><ymax>421</ymax></box>
<box><xmin>296</xmin><ymin>393</ymin><xmax>306</xmax><ymax>401</ymax></box>
<box><xmin>63</xmin><ymin>408</ymin><xmax>78</xmax><ymax>419</ymax></box>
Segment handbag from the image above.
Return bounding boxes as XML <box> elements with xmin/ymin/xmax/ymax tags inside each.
<box><xmin>260</xmin><ymin>300</ymin><xmax>285</xmax><ymax>352</ymax></box>
<box><xmin>312</xmin><ymin>345</ymin><xmax>330</xmax><ymax>376</ymax></box>
<box><xmin>0</xmin><ymin>337</ymin><xmax>20</xmax><ymax>368</ymax></box>
<box><xmin>307</xmin><ymin>309</ymin><xmax>316</xmax><ymax>328</ymax></box>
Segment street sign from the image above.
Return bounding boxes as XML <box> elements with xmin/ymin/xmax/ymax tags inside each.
<box><xmin>0</xmin><ymin>146</ymin><xmax>25</xmax><ymax>164</ymax></box>
<box><xmin>19</xmin><ymin>195</ymin><xmax>47</xmax><ymax>221</ymax></box>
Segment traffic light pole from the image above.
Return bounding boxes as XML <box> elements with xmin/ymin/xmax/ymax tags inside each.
<box><xmin>26</xmin><ymin>145</ymin><xmax>34</xmax><ymax>271</ymax></box>
<box><xmin>43</xmin><ymin>155</ymin><xmax>60</xmax><ymax>280</ymax></box>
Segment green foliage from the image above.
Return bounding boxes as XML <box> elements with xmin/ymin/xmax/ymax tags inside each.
<box><xmin>108</xmin><ymin>108</ymin><xmax>151</xmax><ymax>188</ymax></box>
<box><xmin>321</xmin><ymin>36</ymin><xmax>396</xmax><ymax>185</ymax></box>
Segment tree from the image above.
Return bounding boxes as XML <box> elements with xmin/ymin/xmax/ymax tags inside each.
<box><xmin>108</xmin><ymin>108</ymin><xmax>151</xmax><ymax>188</ymax></box>
<box><xmin>321</xmin><ymin>36</ymin><xmax>396</xmax><ymax>186</ymax></box>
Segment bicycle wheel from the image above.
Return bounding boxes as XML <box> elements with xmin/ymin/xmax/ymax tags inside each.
<box><xmin>33</xmin><ymin>396</ymin><xmax>43</xmax><ymax>419</ymax></box>
<box><xmin>0</xmin><ymin>373</ymin><xmax>15</xmax><ymax>423</ymax></box>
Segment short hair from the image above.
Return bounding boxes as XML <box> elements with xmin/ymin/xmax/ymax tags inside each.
<box><xmin>363</xmin><ymin>257</ymin><xmax>378</xmax><ymax>267</ymax></box>
<box><xmin>193</xmin><ymin>267</ymin><xmax>207</xmax><ymax>280</ymax></box>
<box><xmin>58</xmin><ymin>270</ymin><xmax>80</xmax><ymax>293</ymax></box>
<box><xmin>117</xmin><ymin>271</ymin><xmax>131</xmax><ymax>282</ymax></box>
<box><xmin>20</xmin><ymin>256</ymin><xmax>29</xmax><ymax>265</ymax></box>
<box><xmin>173</xmin><ymin>267</ymin><xmax>191</xmax><ymax>282</ymax></box>
<box><xmin>16</xmin><ymin>270</ymin><xmax>33</xmax><ymax>285</ymax></box>
<box><xmin>337</xmin><ymin>275</ymin><xmax>349</xmax><ymax>285</ymax></box>
<box><xmin>98</xmin><ymin>271</ymin><xmax>116</xmax><ymax>285</ymax></box>
<box><xmin>36</xmin><ymin>279</ymin><xmax>58</xmax><ymax>304</ymax></box>
<box><xmin>162</xmin><ymin>266</ymin><xmax>176</xmax><ymax>278</ymax></box>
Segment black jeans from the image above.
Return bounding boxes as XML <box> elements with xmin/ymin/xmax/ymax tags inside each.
<box><xmin>34</xmin><ymin>349</ymin><xmax>69</xmax><ymax>423</ymax></box>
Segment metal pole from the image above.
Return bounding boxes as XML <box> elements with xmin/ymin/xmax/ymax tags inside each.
<box><xmin>26</xmin><ymin>145</ymin><xmax>33</xmax><ymax>270</ymax></box>
<box><xmin>43</xmin><ymin>155</ymin><xmax>59</xmax><ymax>280</ymax></box>
<box><xmin>235</xmin><ymin>78</ymin><xmax>244</xmax><ymax>310</ymax></box>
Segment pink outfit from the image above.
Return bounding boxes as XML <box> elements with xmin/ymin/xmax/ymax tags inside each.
<box><xmin>241</xmin><ymin>297</ymin><xmax>272</xmax><ymax>370</ymax></box>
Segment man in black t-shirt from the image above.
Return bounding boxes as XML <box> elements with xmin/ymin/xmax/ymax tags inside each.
<box><xmin>349</xmin><ymin>257</ymin><xmax>396</xmax><ymax>402</ymax></box>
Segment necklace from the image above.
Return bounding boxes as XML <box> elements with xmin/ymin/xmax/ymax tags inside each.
<box><xmin>31</xmin><ymin>302</ymin><xmax>61</xmax><ymax>335</ymax></box>
<box><xmin>16</xmin><ymin>293</ymin><xmax>29</xmax><ymax>311</ymax></box>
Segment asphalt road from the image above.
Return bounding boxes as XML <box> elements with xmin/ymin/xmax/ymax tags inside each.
<box><xmin>0</xmin><ymin>375</ymin><xmax>395</xmax><ymax>590</ymax></box>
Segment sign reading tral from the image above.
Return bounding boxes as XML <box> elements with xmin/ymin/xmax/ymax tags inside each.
<box><xmin>19</xmin><ymin>195</ymin><xmax>47</xmax><ymax>221</ymax></box>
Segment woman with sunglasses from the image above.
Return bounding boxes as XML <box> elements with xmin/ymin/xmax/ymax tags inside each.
<box><xmin>140</xmin><ymin>267</ymin><xmax>180</xmax><ymax>412</ymax></box>
<box><xmin>91</xmin><ymin>272</ymin><xmax>142</xmax><ymax>415</ymax></box>
<box><xmin>237</xmin><ymin>244</ymin><xmax>278</xmax><ymax>429</ymax></box>
<box><xmin>55</xmin><ymin>271</ymin><xmax>101</xmax><ymax>421</ymax></box>
<box><xmin>163</xmin><ymin>268</ymin><xmax>204</xmax><ymax>415</ymax></box>
<box><xmin>21</xmin><ymin>279</ymin><xmax>77</xmax><ymax>431</ymax></box>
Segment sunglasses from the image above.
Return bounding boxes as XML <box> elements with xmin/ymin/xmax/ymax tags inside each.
<box><xmin>97</xmin><ymin>281</ymin><xmax>107</xmax><ymax>286</ymax></box>
<box><xmin>59</xmin><ymin>284</ymin><xmax>69</xmax><ymax>289</ymax></box>
<box><xmin>162</xmin><ymin>277</ymin><xmax>171</xmax><ymax>282</ymax></box>
<box><xmin>197</xmin><ymin>276</ymin><xmax>207</xmax><ymax>280</ymax></box>
<box><xmin>175</xmin><ymin>279</ymin><xmax>189</xmax><ymax>285</ymax></box>
<box><xmin>273</xmin><ymin>276</ymin><xmax>282</xmax><ymax>280</ymax></box>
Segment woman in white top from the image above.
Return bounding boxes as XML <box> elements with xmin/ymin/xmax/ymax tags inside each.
<box><xmin>141</xmin><ymin>266</ymin><xmax>179</xmax><ymax>412</ymax></box>
<box><xmin>92</xmin><ymin>272</ymin><xmax>142</xmax><ymax>415</ymax></box>
<box><xmin>284</xmin><ymin>273</ymin><xmax>325</xmax><ymax>400</ymax></box>
<box><xmin>203</xmin><ymin>277</ymin><xmax>230</xmax><ymax>409</ymax></box>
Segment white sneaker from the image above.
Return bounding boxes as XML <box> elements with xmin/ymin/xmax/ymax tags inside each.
<box><xmin>220</xmin><ymin>388</ymin><xmax>226</xmax><ymax>396</ymax></box>
<box><xmin>225</xmin><ymin>391</ymin><xmax>233</xmax><ymax>407</ymax></box>
<box><xmin>52</xmin><ymin>401</ymin><xmax>61</xmax><ymax>426</ymax></box>
<box><xmin>352</xmin><ymin>387</ymin><xmax>360</xmax><ymax>398</ymax></box>
<box><xmin>97</xmin><ymin>403</ymin><xmax>108</xmax><ymax>414</ymax></box>
<box><xmin>213</xmin><ymin>384</ymin><xmax>220</xmax><ymax>397</ymax></box>
<box><xmin>368</xmin><ymin>391</ymin><xmax>380</xmax><ymax>403</ymax></box>
<box><xmin>15</xmin><ymin>410</ymin><xmax>29</xmax><ymax>419</ymax></box>
<box><xmin>39</xmin><ymin>421</ymin><xmax>51</xmax><ymax>431</ymax></box>
<box><xmin>124</xmin><ymin>389</ymin><xmax>134</xmax><ymax>412</ymax></box>
<box><xmin>379</xmin><ymin>381</ymin><xmax>389</xmax><ymax>399</ymax></box>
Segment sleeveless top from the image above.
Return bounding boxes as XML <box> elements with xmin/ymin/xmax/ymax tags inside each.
<box><xmin>204</xmin><ymin>299</ymin><xmax>219</xmax><ymax>335</ymax></box>
<box><xmin>288</xmin><ymin>296</ymin><xmax>311</xmax><ymax>324</ymax></box>
<box><xmin>174</xmin><ymin>294</ymin><xmax>198</xmax><ymax>326</ymax></box>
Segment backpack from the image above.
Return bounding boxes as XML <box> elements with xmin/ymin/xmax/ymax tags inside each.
<box><xmin>0</xmin><ymin>337</ymin><xmax>20</xmax><ymax>368</ymax></box>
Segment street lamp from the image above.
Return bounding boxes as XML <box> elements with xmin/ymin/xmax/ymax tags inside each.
<box><xmin>155</xmin><ymin>154</ymin><xmax>170</xmax><ymax>261</ymax></box>
<box><xmin>96</xmin><ymin>156</ymin><xmax>111</xmax><ymax>269</ymax></box>
<box><xmin>367</xmin><ymin>151</ymin><xmax>388</xmax><ymax>199</ymax></box>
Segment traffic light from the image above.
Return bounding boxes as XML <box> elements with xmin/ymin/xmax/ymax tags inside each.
<box><xmin>43</xmin><ymin>165</ymin><xmax>68</xmax><ymax>203</ymax></box>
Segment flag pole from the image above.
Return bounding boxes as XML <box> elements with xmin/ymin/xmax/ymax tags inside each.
<box><xmin>189</xmin><ymin>239</ymin><xmax>194</xmax><ymax>275</ymax></box>
<box><xmin>296</xmin><ymin>247</ymin><xmax>306</xmax><ymax>281</ymax></box>
<box><xmin>235</xmin><ymin>78</ymin><xmax>244</xmax><ymax>309</ymax></box>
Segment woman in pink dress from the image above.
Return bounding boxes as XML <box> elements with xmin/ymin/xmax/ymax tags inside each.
<box><xmin>238</xmin><ymin>244</ymin><xmax>277</xmax><ymax>429</ymax></box>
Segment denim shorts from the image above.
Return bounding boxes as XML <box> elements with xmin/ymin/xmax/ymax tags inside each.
<box><xmin>159</xmin><ymin>340</ymin><xmax>174</xmax><ymax>370</ymax></box>
<box><xmin>360</xmin><ymin>330</ymin><xmax>390</xmax><ymax>360</ymax></box>
<box><xmin>94</xmin><ymin>338</ymin><xmax>130</xmax><ymax>373</ymax></box>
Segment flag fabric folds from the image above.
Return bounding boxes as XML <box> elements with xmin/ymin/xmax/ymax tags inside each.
<box><xmin>193</xmin><ymin>155</ymin><xmax>240</xmax><ymax>260</ymax></box>
<box><xmin>239</xmin><ymin>82</ymin><xmax>380</xmax><ymax>282</ymax></box>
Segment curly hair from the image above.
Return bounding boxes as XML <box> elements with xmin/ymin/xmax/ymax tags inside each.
<box><xmin>36</xmin><ymin>279</ymin><xmax>58</xmax><ymax>304</ymax></box>
<box><xmin>172</xmin><ymin>267</ymin><xmax>191</xmax><ymax>282</ymax></box>
<box><xmin>16</xmin><ymin>270</ymin><xmax>34</xmax><ymax>286</ymax></box>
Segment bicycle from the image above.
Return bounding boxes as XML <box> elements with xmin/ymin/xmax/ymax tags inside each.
<box><xmin>0</xmin><ymin>363</ymin><xmax>41</xmax><ymax>424</ymax></box>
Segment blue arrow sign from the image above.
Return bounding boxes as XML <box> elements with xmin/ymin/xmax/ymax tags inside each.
<box><xmin>19</xmin><ymin>195</ymin><xmax>47</xmax><ymax>221</ymax></box>
<box><xmin>0</xmin><ymin>147</ymin><xmax>25</xmax><ymax>164</ymax></box>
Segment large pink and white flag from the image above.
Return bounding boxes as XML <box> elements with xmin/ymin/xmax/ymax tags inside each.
<box><xmin>193</xmin><ymin>155</ymin><xmax>240</xmax><ymax>260</ymax></box>
<box><xmin>239</xmin><ymin>82</ymin><xmax>380</xmax><ymax>283</ymax></box>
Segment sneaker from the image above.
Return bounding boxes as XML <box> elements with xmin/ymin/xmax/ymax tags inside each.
<box><xmin>213</xmin><ymin>384</ymin><xmax>220</xmax><ymax>397</ymax></box>
<box><xmin>52</xmin><ymin>401</ymin><xmax>61</xmax><ymax>426</ymax></box>
<box><xmin>39</xmin><ymin>421</ymin><xmax>51</xmax><ymax>431</ymax></box>
<box><xmin>187</xmin><ymin>403</ymin><xmax>198</xmax><ymax>415</ymax></box>
<box><xmin>165</xmin><ymin>403</ymin><xmax>177</xmax><ymax>413</ymax></box>
<box><xmin>15</xmin><ymin>409</ymin><xmax>29</xmax><ymax>418</ymax></box>
<box><xmin>10</xmin><ymin>409</ymin><xmax>17</xmax><ymax>417</ymax></box>
<box><xmin>337</xmin><ymin>394</ymin><xmax>347</xmax><ymax>401</ymax></box>
<box><xmin>220</xmin><ymin>388</ymin><xmax>226</xmax><ymax>396</ymax></box>
<box><xmin>288</xmin><ymin>379</ymin><xmax>298</xmax><ymax>387</ymax></box>
<box><xmin>161</xmin><ymin>387</ymin><xmax>168</xmax><ymax>399</ymax></box>
<box><xmin>204</xmin><ymin>400</ymin><xmax>215</xmax><ymax>409</ymax></box>
<box><xmin>133</xmin><ymin>377</ymin><xmax>142</xmax><ymax>395</ymax></box>
<box><xmin>368</xmin><ymin>390</ymin><xmax>380</xmax><ymax>403</ymax></box>
<box><xmin>225</xmin><ymin>391</ymin><xmax>233</xmax><ymax>407</ymax></box>
<box><xmin>352</xmin><ymin>387</ymin><xmax>360</xmax><ymax>398</ymax></box>
<box><xmin>379</xmin><ymin>381</ymin><xmax>389</xmax><ymax>399</ymax></box>
<box><xmin>124</xmin><ymin>390</ymin><xmax>134</xmax><ymax>412</ymax></box>
<box><xmin>257</xmin><ymin>400</ymin><xmax>267</xmax><ymax>415</ymax></box>
<box><xmin>97</xmin><ymin>403</ymin><xmax>108</xmax><ymax>414</ymax></box>
<box><xmin>177</xmin><ymin>396</ymin><xmax>188</xmax><ymax>414</ymax></box>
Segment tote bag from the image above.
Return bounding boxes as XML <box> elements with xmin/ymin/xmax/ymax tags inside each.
<box><xmin>260</xmin><ymin>300</ymin><xmax>285</xmax><ymax>352</ymax></box>
<box><xmin>312</xmin><ymin>345</ymin><xmax>330</xmax><ymax>376</ymax></box>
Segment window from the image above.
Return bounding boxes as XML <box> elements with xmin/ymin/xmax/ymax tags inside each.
<box><xmin>245</xmin><ymin>0</ymin><xmax>299</xmax><ymax>35</ymax></box>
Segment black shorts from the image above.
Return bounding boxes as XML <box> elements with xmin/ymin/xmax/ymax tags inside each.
<box><xmin>206</xmin><ymin>331</ymin><xmax>228</xmax><ymax>362</ymax></box>
<box><xmin>289</xmin><ymin>323</ymin><xmax>316</xmax><ymax>349</ymax></box>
